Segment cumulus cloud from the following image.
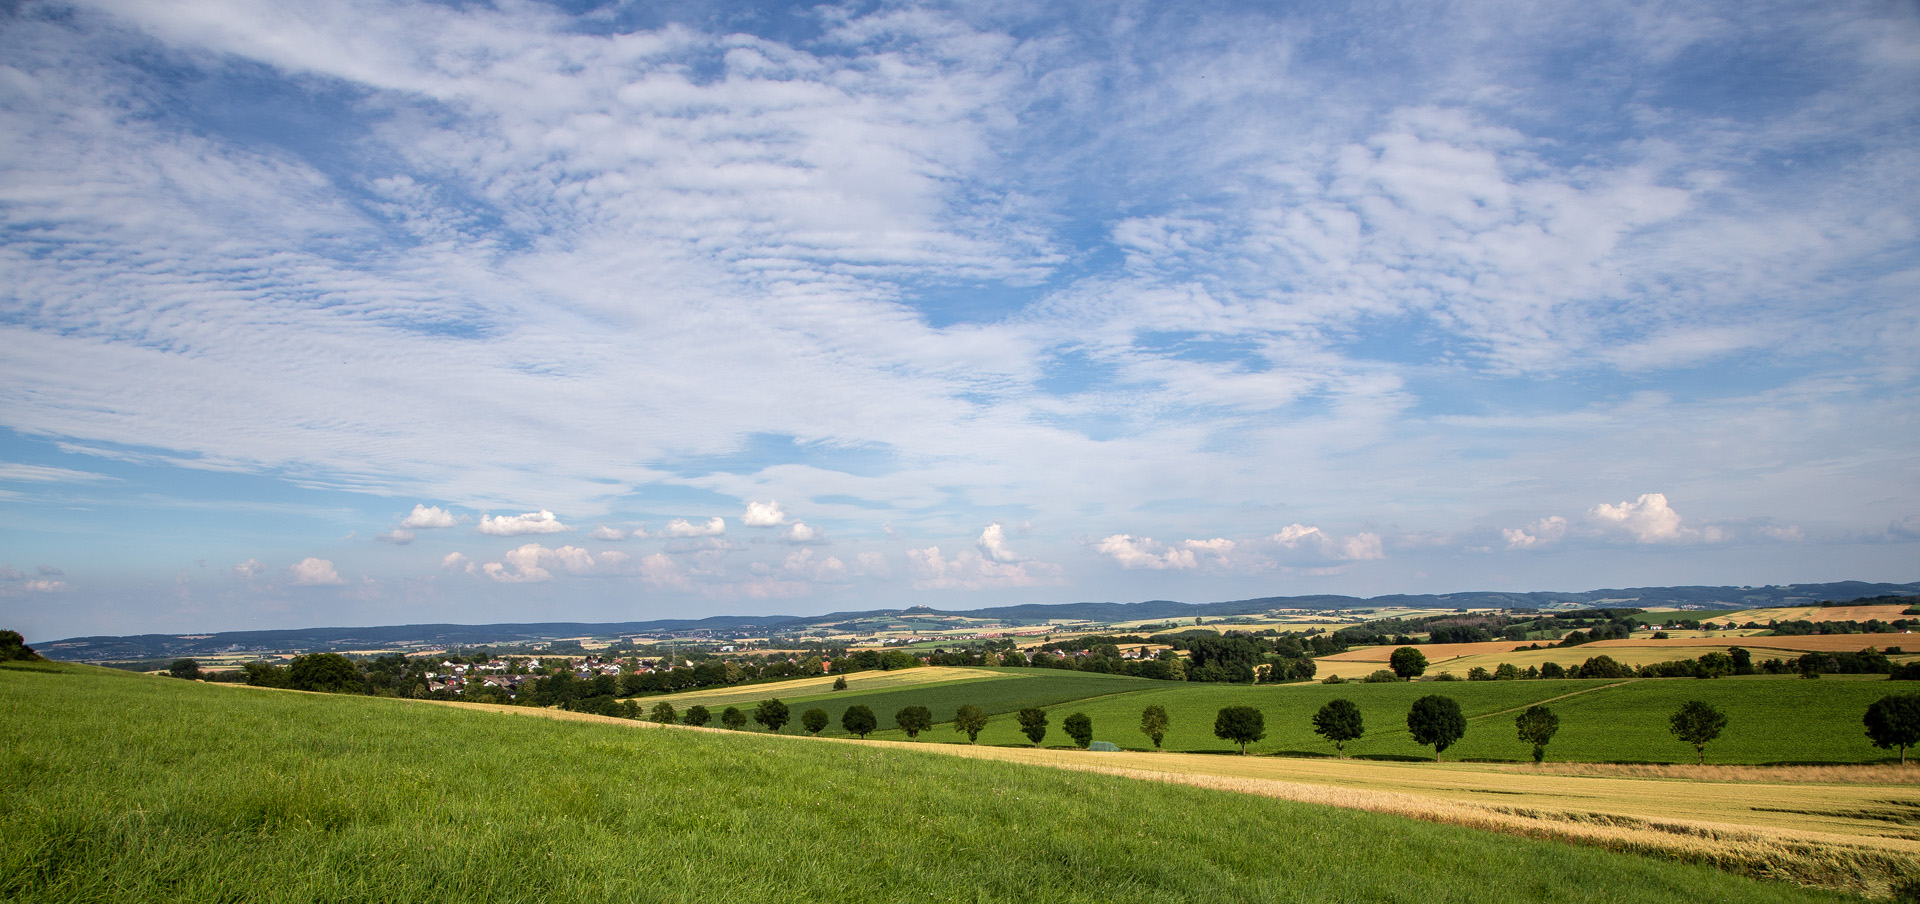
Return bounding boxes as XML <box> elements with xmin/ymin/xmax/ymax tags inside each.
<box><xmin>1270</xmin><ymin>524</ymin><xmax>1385</xmax><ymax>561</ymax></box>
<box><xmin>232</xmin><ymin>558</ymin><xmax>267</xmax><ymax>578</ymax></box>
<box><xmin>1587</xmin><ymin>493</ymin><xmax>1723</xmax><ymax>544</ymax></box>
<box><xmin>782</xmin><ymin>521</ymin><xmax>822</xmax><ymax>543</ymax></box>
<box><xmin>742</xmin><ymin>500</ymin><xmax>788</xmax><ymax>527</ymax></box>
<box><xmin>855</xmin><ymin>550</ymin><xmax>891</xmax><ymax>577</ymax></box>
<box><xmin>289</xmin><ymin>557</ymin><xmax>343</xmax><ymax>586</ymax></box>
<box><xmin>399</xmin><ymin>504</ymin><xmax>459</xmax><ymax>529</ymax></box>
<box><xmin>481</xmin><ymin>542</ymin><xmax>623</xmax><ymax>583</ymax></box>
<box><xmin>1094</xmin><ymin>535</ymin><xmax>1237</xmax><ymax>570</ymax></box>
<box><xmin>635</xmin><ymin>552</ymin><xmax>690</xmax><ymax>589</ymax></box>
<box><xmin>375</xmin><ymin>529</ymin><xmax>416</xmax><ymax>545</ymax></box>
<box><xmin>477</xmin><ymin>510</ymin><xmax>570</xmax><ymax>536</ymax></box>
<box><xmin>442</xmin><ymin>552</ymin><xmax>475</xmax><ymax>573</ymax></box>
<box><xmin>22</xmin><ymin>578</ymin><xmax>67</xmax><ymax>592</ymax></box>
<box><xmin>667</xmin><ymin>517</ymin><xmax>726</xmax><ymax>538</ymax></box>
<box><xmin>782</xmin><ymin>548</ymin><xmax>848</xmax><ymax>582</ymax></box>
<box><xmin>1503</xmin><ymin>515</ymin><xmax>1568</xmax><ymax>550</ymax></box>
<box><xmin>910</xmin><ymin>526</ymin><xmax>1062</xmax><ymax>589</ymax></box>
<box><xmin>589</xmin><ymin>525</ymin><xmax>636</xmax><ymax>541</ymax></box>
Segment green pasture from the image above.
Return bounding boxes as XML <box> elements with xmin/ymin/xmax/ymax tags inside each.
<box><xmin>776</xmin><ymin>669</ymin><xmax>1153</xmax><ymax>735</ymax></box>
<box><xmin>840</xmin><ymin>670</ymin><xmax>1912</xmax><ymax>764</ymax></box>
<box><xmin>0</xmin><ymin>661</ymin><xmax>1857</xmax><ymax>904</ymax></box>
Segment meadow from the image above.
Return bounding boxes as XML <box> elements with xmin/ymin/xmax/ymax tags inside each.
<box><xmin>0</xmin><ymin>660</ymin><xmax>1866</xmax><ymax>903</ymax></box>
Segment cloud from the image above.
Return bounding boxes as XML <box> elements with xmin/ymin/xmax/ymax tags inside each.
<box><xmin>22</xmin><ymin>579</ymin><xmax>66</xmax><ymax>592</ymax></box>
<box><xmin>1757</xmin><ymin>524</ymin><xmax>1804</xmax><ymax>542</ymax></box>
<box><xmin>782</xmin><ymin>521</ymin><xmax>822</xmax><ymax>543</ymax></box>
<box><xmin>975</xmin><ymin>523</ymin><xmax>1024</xmax><ymax>563</ymax></box>
<box><xmin>1503</xmin><ymin>515</ymin><xmax>1568</xmax><ymax>550</ymax></box>
<box><xmin>375</xmin><ymin>529</ymin><xmax>415</xmax><ymax>545</ymax></box>
<box><xmin>742</xmin><ymin>500</ymin><xmax>788</xmax><ymax>527</ymax></box>
<box><xmin>481</xmin><ymin>542</ymin><xmax>623</xmax><ymax>583</ymax></box>
<box><xmin>1586</xmin><ymin>493</ymin><xmax>1723</xmax><ymax>544</ymax></box>
<box><xmin>589</xmin><ymin>525</ymin><xmax>631</xmax><ymax>540</ymax></box>
<box><xmin>782</xmin><ymin>548</ymin><xmax>848</xmax><ymax>582</ymax></box>
<box><xmin>635</xmin><ymin>552</ymin><xmax>690</xmax><ymax>589</ymax></box>
<box><xmin>910</xmin><ymin>525</ymin><xmax>1062</xmax><ymax>589</ymax></box>
<box><xmin>289</xmin><ymin>557</ymin><xmax>343</xmax><ymax>586</ymax></box>
<box><xmin>667</xmin><ymin>517</ymin><xmax>726</xmax><ymax>538</ymax></box>
<box><xmin>232</xmin><ymin>558</ymin><xmax>267</xmax><ymax>578</ymax></box>
<box><xmin>0</xmin><ymin>464</ymin><xmax>115</xmax><ymax>483</ymax></box>
<box><xmin>477</xmin><ymin>510</ymin><xmax>570</xmax><ymax>536</ymax></box>
<box><xmin>1270</xmin><ymin>524</ymin><xmax>1385</xmax><ymax>561</ymax></box>
<box><xmin>399</xmin><ymin>504</ymin><xmax>458</xmax><ymax>529</ymax></box>
<box><xmin>441</xmin><ymin>552</ymin><xmax>475</xmax><ymax>573</ymax></box>
<box><xmin>1094</xmin><ymin>535</ymin><xmax>1237</xmax><ymax>570</ymax></box>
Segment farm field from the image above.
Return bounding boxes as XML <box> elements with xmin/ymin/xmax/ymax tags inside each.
<box><xmin>776</xmin><ymin>669</ymin><xmax>1153</xmax><ymax>730</ymax></box>
<box><xmin>639</xmin><ymin>665</ymin><xmax>994</xmax><ymax>709</ymax></box>
<box><xmin>1316</xmin><ymin>633</ymin><xmax>1917</xmax><ymax>677</ymax></box>
<box><xmin>3</xmin><ymin>661</ymin><xmax>1861</xmax><ymax>904</ymax></box>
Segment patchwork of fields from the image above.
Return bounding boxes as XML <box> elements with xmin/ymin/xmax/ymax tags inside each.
<box><xmin>3</xmin><ymin>661</ymin><xmax>1866</xmax><ymax>903</ymax></box>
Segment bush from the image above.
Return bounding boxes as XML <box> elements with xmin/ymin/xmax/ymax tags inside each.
<box><xmin>1363</xmin><ymin>670</ymin><xmax>1401</xmax><ymax>683</ymax></box>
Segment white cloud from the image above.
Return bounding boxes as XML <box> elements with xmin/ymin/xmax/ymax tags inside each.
<box><xmin>289</xmin><ymin>557</ymin><xmax>343</xmax><ymax>586</ymax></box>
<box><xmin>481</xmin><ymin>542</ymin><xmax>620</xmax><ymax>583</ymax></box>
<box><xmin>399</xmin><ymin>504</ymin><xmax>458</xmax><ymax>529</ymax></box>
<box><xmin>1270</xmin><ymin>524</ymin><xmax>1385</xmax><ymax>561</ymax></box>
<box><xmin>1758</xmin><ymin>524</ymin><xmax>1804</xmax><ymax>542</ymax></box>
<box><xmin>22</xmin><ymin>578</ymin><xmax>67</xmax><ymax>592</ymax></box>
<box><xmin>1586</xmin><ymin>493</ymin><xmax>1722</xmax><ymax>544</ymax></box>
<box><xmin>667</xmin><ymin>517</ymin><xmax>726</xmax><ymax>538</ymax></box>
<box><xmin>1093</xmin><ymin>535</ymin><xmax>1239</xmax><ymax>570</ymax></box>
<box><xmin>477</xmin><ymin>510</ymin><xmax>570</xmax><ymax>536</ymax></box>
<box><xmin>742</xmin><ymin>500</ymin><xmax>788</xmax><ymax>527</ymax></box>
<box><xmin>232</xmin><ymin>558</ymin><xmax>267</xmax><ymax>578</ymax></box>
<box><xmin>441</xmin><ymin>551</ymin><xmax>475</xmax><ymax>573</ymax></box>
<box><xmin>1503</xmin><ymin>515</ymin><xmax>1568</xmax><ymax>550</ymax></box>
<box><xmin>375</xmin><ymin>529</ymin><xmax>415</xmax><ymax>545</ymax></box>
<box><xmin>782</xmin><ymin>521</ymin><xmax>822</xmax><ymax>543</ymax></box>
<box><xmin>589</xmin><ymin>525</ymin><xmax>630</xmax><ymax>541</ymax></box>
<box><xmin>908</xmin><ymin>528</ymin><xmax>1063</xmax><ymax>590</ymax></box>
<box><xmin>782</xmin><ymin>548</ymin><xmax>848</xmax><ymax>582</ymax></box>
<box><xmin>635</xmin><ymin>552</ymin><xmax>690</xmax><ymax>589</ymax></box>
<box><xmin>975</xmin><ymin>522</ymin><xmax>1024</xmax><ymax>563</ymax></box>
<box><xmin>854</xmin><ymin>550</ymin><xmax>891</xmax><ymax>576</ymax></box>
<box><xmin>0</xmin><ymin>463</ymin><xmax>115</xmax><ymax>483</ymax></box>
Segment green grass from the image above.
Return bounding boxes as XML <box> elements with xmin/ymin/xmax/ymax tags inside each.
<box><xmin>828</xmin><ymin>670</ymin><xmax>1912</xmax><ymax>764</ymax></box>
<box><xmin>774</xmin><ymin>669</ymin><xmax>1155</xmax><ymax>736</ymax></box>
<box><xmin>0</xmin><ymin>661</ymin><xmax>1859</xmax><ymax>903</ymax></box>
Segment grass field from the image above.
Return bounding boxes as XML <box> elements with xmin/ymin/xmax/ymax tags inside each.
<box><xmin>3</xmin><ymin>661</ymin><xmax>1864</xmax><ymax>903</ymax></box>
<box><xmin>1318</xmin><ymin>633</ymin><xmax>1918</xmax><ymax>677</ymax></box>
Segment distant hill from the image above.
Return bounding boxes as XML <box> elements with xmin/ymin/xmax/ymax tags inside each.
<box><xmin>33</xmin><ymin>579</ymin><xmax>1918</xmax><ymax>661</ymax></box>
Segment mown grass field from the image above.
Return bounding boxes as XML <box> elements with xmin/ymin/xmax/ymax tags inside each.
<box><xmin>4</xmin><ymin>660</ymin><xmax>1864</xmax><ymax>904</ymax></box>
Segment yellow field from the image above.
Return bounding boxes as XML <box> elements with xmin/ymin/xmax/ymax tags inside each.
<box><xmin>427</xmin><ymin>697</ymin><xmax>1920</xmax><ymax>896</ymax></box>
<box><xmin>638</xmin><ymin>666</ymin><xmax>999</xmax><ymax>709</ymax></box>
<box><xmin>1316</xmin><ymin>632</ymin><xmax>1920</xmax><ymax>677</ymax></box>
<box><xmin>1720</xmin><ymin>604</ymin><xmax>1912</xmax><ymax>623</ymax></box>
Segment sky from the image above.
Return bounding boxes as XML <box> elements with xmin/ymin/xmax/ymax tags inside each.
<box><xmin>2</xmin><ymin>0</ymin><xmax>1917</xmax><ymax>641</ymax></box>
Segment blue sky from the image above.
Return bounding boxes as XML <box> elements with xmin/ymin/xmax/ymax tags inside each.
<box><xmin>2</xmin><ymin>0</ymin><xmax>1916</xmax><ymax>640</ymax></box>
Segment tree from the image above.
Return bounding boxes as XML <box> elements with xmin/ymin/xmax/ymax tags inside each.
<box><xmin>954</xmin><ymin>704</ymin><xmax>990</xmax><ymax>743</ymax></box>
<box><xmin>1539</xmin><ymin>661</ymin><xmax>1567</xmax><ymax>680</ymax></box>
<box><xmin>650</xmin><ymin>701</ymin><xmax>677</xmax><ymax>724</ymax></box>
<box><xmin>1578</xmin><ymin>655</ymin><xmax>1633</xmax><ymax>679</ymax></box>
<box><xmin>1406</xmin><ymin>695</ymin><xmax>1466</xmax><ymax>761</ymax></box>
<box><xmin>168</xmin><ymin>658</ymin><xmax>202</xmax><ymax>680</ymax></box>
<box><xmin>683</xmin><ymin>704</ymin><xmax>711</xmax><ymax>727</ymax></box>
<box><xmin>0</xmin><ymin>629</ymin><xmax>41</xmax><ymax>662</ymax></box>
<box><xmin>1515</xmin><ymin>705</ymin><xmax>1560</xmax><ymax>763</ymax></box>
<box><xmin>288</xmin><ymin>652</ymin><xmax>365</xmax><ymax>694</ymax></box>
<box><xmin>842</xmin><ymin>704</ymin><xmax>877</xmax><ymax>739</ymax></box>
<box><xmin>721</xmin><ymin>706</ymin><xmax>747</xmax><ymax>730</ymax></box>
<box><xmin>754</xmin><ymin>698</ymin><xmax>790</xmax><ymax>733</ymax></box>
<box><xmin>1214</xmin><ymin>706</ymin><xmax>1265</xmax><ymax>754</ymax></box>
<box><xmin>896</xmin><ymin>705</ymin><xmax>933</xmax><ymax>739</ymax></box>
<box><xmin>1139</xmin><ymin>704</ymin><xmax>1170</xmax><ymax>749</ymax></box>
<box><xmin>1668</xmin><ymin>700</ymin><xmax>1727</xmax><ymax>764</ymax></box>
<box><xmin>1016</xmin><ymin>707</ymin><xmax>1049</xmax><ymax>746</ymax></box>
<box><xmin>1865</xmin><ymin>695</ymin><xmax>1920</xmax><ymax>764</ymax></box>
<box><xmin>1389</xmin><ymin>646</ymin><xmax>1428</xmax><ymax>679</ymax></box>
<box><xmin>801</xmin><ymin>707</ymin><xmax>830</xmax><ymax>735</ymax></box>
<box><xmin>1063</xmin><ymin>712</ymin><xmax>1094</xmax><ymax>748</ymax></box>
<box><xmin>1312</xmin><ymin>699</ymin><xmax>1364</xmax><ymax>756</ymax></box>
<box><xmin>832</xmin><ymin>675</ymin><xmax>849</xmax><ymax>691</ymax></box>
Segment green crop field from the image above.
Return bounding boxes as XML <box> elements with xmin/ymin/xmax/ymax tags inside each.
<box><xmin>0</xmin><ymin>660</ymin><xmax>1860</xmax><ymax>903</ymax></box>
<box><xmin>832</xmin><ymin>669</ymin><xmax>1912</xmax><ymax>764</ymax></box>
<box><xmin>774</xmin><ymin>669</ymin><xmax>1155</xmax><ymax>735</ymax></box>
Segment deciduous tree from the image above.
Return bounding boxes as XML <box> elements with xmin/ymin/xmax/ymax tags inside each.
<box><xmin>1668</xmin><ymin>700</ymin><xmax>1727</xmax><ymax>764</ymax></box>
<box><xmin>1389</xmin><ymin>647</ymin><xmax>1427</xmax><ymax>679</ymax></box>
<box><xmin>1016</xmin><ymin>707</ymin><xmax>1049</xmax><ymax>746</ymax></box>
<box><xmin>895</xmin><ymin>705</ymin><xmax>933</xmax><ymax>739</ymax></box>
<box><xmin>753</xmin><ymin>698</ymin><xmax>790</xmax><ymax>733</ymax></box>
<box><xmin>168</xmin><ymin>658</ymin><xmax>201</xmax><ymax>680</ymax></box>
<box><xmin>1515</xmin><ymin>705</ymin><xmax>1559</xmax><ymax>763</ymax></box>
<box><xmin>650</xmin><ymin>701</ymin><xmax>677</xmax><ymax>724</ymax></box>
<box><xmin>1139</xmin><ymin>704</ymin><xmax>1170</xmax><ymax>749</ymax></box>
<box><xmin>1214</xmin><ymin>706</ymin><xmax>1265</xmax><ymax>754</ymax></box>
<box><xmin>1312</xmin><ymin>699</ymin><xmax>1363</xmax><ymax>756</ymax></box>
<box><xmin>832</xmin><ymin>675</ymin><xmax>849</xmax><ymax>691</ymax></box>
<box><xmin>1407</xmin><ymin>695</ymin><xmax>1465</xmax><ymax>761</ymax></box>
<box><xmin>1063</xmin><ymin>712</ymin><xmax>1093</xmax><ymax>748</ymax></box>
<box><xmin>721</xmin><ymin>706</ymin><xmax>747</xmax><ymax>730</ymax></box>
<box><xmin>683</xmin><ymin>704</ymin><xmax>711</xmax><ymax>727</ymax></box>
<box><xmin>288</xmin><ymin>652</ymin><xmax>365</xmax><ymax>694</ymax></box>
<box><xmin>1865</xmin><ymin>695</ymin><xmax>1920</xmax><ymax>764</ymax></box>
<box><xmin>802</xmin><ymin>707</ymin><xmax>830</xmax><ymax>735</ymax></box>
<box><xmin>842</xmin><ymin>704</ymin><xmax>877</xmax><ymax>739</ymax></box>
<box><xmin>954</xmin><ymin>704</ymin><xmax>989</xmax><ymax>743</ymax></box>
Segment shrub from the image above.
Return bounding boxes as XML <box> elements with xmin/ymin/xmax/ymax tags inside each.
<box><xmin>1363</xmin><ymin>670</ymin><xmax>1401</xmax><ymax>683</ymax></box>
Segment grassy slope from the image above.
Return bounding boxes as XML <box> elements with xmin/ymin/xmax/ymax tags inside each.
<box><xmin>0</xmin><ymin>661</ymin><xmax>1856</xmax><ymax>904</ymax></box>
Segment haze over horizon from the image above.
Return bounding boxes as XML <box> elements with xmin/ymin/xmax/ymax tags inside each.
<box><xmin>2</xmin><ymin>0</ymin><xmax>1917</xmax><ymax>642</ymax></box>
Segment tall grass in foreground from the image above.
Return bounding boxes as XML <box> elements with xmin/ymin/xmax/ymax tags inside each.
<box><xmin>1</xmin><ymin>662</ymin><xmax>1859</xmax><ymax>903</ymax></box>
